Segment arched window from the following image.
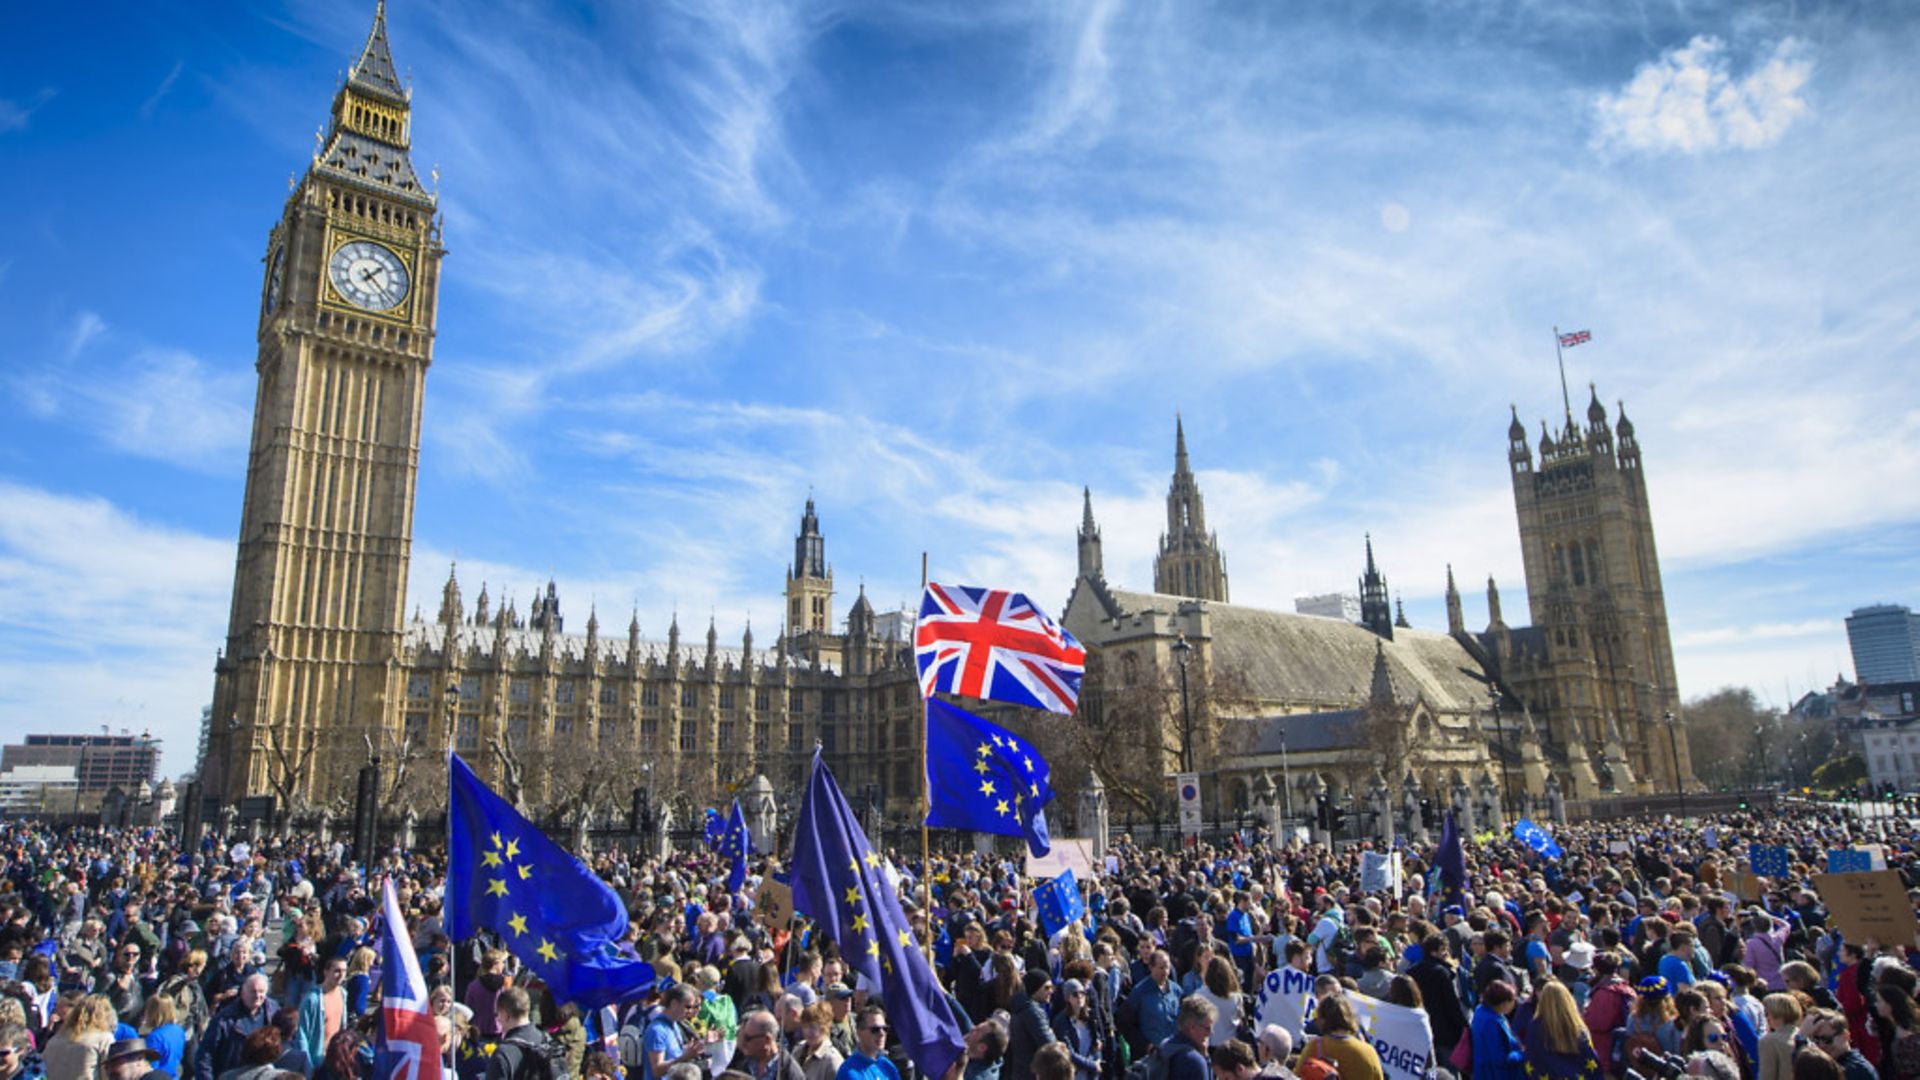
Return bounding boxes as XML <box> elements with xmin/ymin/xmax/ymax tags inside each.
<box><xmin>1570</xmin><ymin>544</ymin><xmax>1587</xmax><ymax>586</ymax></box>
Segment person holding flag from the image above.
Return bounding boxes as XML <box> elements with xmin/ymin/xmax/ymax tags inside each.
<box><xmin>374</xmin><ymin>878</ymin><xmax>441</xmax><ymax>1080</ymax></box>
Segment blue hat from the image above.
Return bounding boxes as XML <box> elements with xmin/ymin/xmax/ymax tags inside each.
<box><xmin>1637</xmin><ymin>975</ymin><xmax>1670</xmax><ymax>998</ymax></box>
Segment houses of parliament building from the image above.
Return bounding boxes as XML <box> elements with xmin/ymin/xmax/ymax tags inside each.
<box><xmin>201</xmin><ymin>6</ymin><xmax>1694</xmax><ymax>820</ymax></box>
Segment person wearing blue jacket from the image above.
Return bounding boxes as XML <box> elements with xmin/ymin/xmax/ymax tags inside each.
<box><xmin>1469</xmin><ymin>980</ymin><xmax>1525</xmax><ymax>1080</ymax></box>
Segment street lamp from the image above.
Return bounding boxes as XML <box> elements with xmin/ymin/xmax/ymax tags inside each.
<box><xmin>1663</xmin><ymin>711</ymin><xmax>1687</xmax><ymax>820</ymax></box>
<box><xmin>1278</xmin><ymin>718</ymin><xmax>1292</xmax><ymax>835</ymax></box>
<box><xmin>443</xmin><ymin>677</ymin><xmax>462</xmax><ymax>752</ymax></box>
<box><xmin>1172</xmin><ymin>634</ymin><xmax>1194</xmax><ymax>774</ymax></box>
<box><xmin>1489</xmin><ymin>682</ymin><xmax>1513</xmax><ymax>823</ymax></box>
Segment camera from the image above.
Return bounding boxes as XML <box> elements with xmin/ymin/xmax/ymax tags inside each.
<box><xmin>1628</xmin><ymin>1047</ymin><xmax>1688</xmax><ymax>1080</ymax></box>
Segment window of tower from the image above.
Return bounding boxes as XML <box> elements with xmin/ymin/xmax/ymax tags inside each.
<box><xmin>755</xmin><ymin>722</ymin><xmax>770</xmax><ymax>754</ymax></box>
<box><xmin>719</xmin><ymin>687</ymin><xmax>735</xmax><ymax>710</ymax></box>
<box><xmin>457</xmin><ymin>714</ymin><xmax>479</xmax><ymax>752</ymax></box>
<box><xmin>823</xmin><ymin>691</ymin><xmax>839</xmax><ymax>715</ymax></box>
<box><xmin>788</xmin><ymin>726</ymin><xmax>805</xmax><ymax>753</ymax></box>
<box><xmin>508</xmin><ymin>717</ymin><xmax>528</xmax><ymax>745</ymax></box>
<box><xmin>640</xmin><ymin>717</ymin><xmax>657</xmax><ymax>747</ymax></box>
<box><xmin>405</xmin><ymin>713</ymin><xmax>426</xmax><ymax>744</ymax></box>
<box><xmin>1586</xmin><ymin>539</ymin><xmax>1603</xmax><ymax>579</ymax></box>
<box><xmin>790</xmin><ymin>689</ymin><xmax>804</xmax><ymax>711</ymax></box>
<box><xmin>641</xmin><ymin>685</ymin><xmax>659</xmax><ymax>707</ymax></box>
<box><xmin>556</xmin><ymin>680</ymin><xmax>575</xmax><ymax>705</ymax></box>
<box><xmin>718</xmin><ymin>721</ymin><xmax>735</xmax><ymax>751</ymax></box>
<box><xmin>509</xmin><ymin>679</ymin><xmax>529</xmax><ymax>703</ymax></box>
<box><xmin>820</xmin><ymin>722</ymin><xmax>836</xmax><ymax>754</ymax></box>
<box><xmin>681</xmin><ymin>686</ymin><xmax>697</xmax><ymax>708</ymax></box>
<box><xmin>555</xmin><ymin>714</ymin><xmax>573</xmax><ymax>738</ymax></box>
<box><xmin>599</xmin><ymin>684</ymin><xmax>618</xmax><ymax>707</ymax></box>
<box><xmin>407</xmin><ymin>674</ymin><xmax>429</xmax><ymax>699</ymax></box>
<box><xmin>1552</xmin><ymin>544</ymin><xmax>1566</xmax><ymax>580</ymax></box>
<box><xmin>1570</xmin><ymin>544</ymin><xmax>1587</xmax><ymax>586</ymax></box>
<box><xmin>679</xmin><ymin>724</ymin><xmax>695</xmax><ymax>752</ymax></box>
<box><xmin>460</xmin><ymin>675</ymin><xmax>481</xmax><ymax>701</ymax></box>
<box><xmin>755</xmin><ymin>687</ymin><xmax>770</xmax><ymax>712</ymax></box>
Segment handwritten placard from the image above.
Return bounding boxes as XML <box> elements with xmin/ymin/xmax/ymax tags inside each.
<box><xmin>755</xmin><ymin>877</ymin><xmax>794</xmax><ymax>926</ymax></box>
<box><xmin>1813</xmin><ymin>870</ymin><xmax>1919</xmax><ymax>945</ymax></box>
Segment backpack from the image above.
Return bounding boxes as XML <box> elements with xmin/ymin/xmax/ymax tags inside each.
<box><xmin>1296</xmin><ymin>1042</ymin><xmax>1340</xmax><ymax>1080</ymax></box>
<box><xmin>500</xmin><ymin>1034</ymin><xmax>570</xmax><ymax>1080</ymax></box>
<box><xmin>616</xmin><ymin>1021</ymin><xmax>647</xmax><ymax>1074</ymax></box>
<box><xmin>1617</xmin><ymin>1017</ymin><xmax>1662</xmax><ymax>1071</ymax></box>
<box><xmin>1122</xmin><ymin>1042</ymin><xmax>1167</xmax><ymax>1080</ymax></box>
<box><xmin>1326</xmin><ymin>925</ymin><xmax>1357</xmax><ymax>975</ymax></box>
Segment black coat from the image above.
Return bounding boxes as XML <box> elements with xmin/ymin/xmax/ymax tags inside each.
<box><xmin>1411</xmin><ymin>956</ymin><xmax>1469</xmax><ymax>1057</ymax></box>
<box><xmin>1003</xmin><ymin>993</ymin><xmax>1056</xmax><ymax>1080</ymax></box>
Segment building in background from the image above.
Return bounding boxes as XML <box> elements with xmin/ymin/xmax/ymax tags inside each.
<box><xmin>0</xmin><ymin>733</ymin><xmax>160</xmax><ymax>801</ymax></box>
<box><xmin>0</xmin><ymin>765</ymin><xmax>78</xmax><ymax>816</ymax></box>
<box><xmin>1847</xmin><ymin>604</ymin><xmax>1920</xmax><ymax>686</ymax></box>
<box><xmin>1294</xmin><ymin>593</ymin><xmax>1362</xmax><ymax>622</ymax></box>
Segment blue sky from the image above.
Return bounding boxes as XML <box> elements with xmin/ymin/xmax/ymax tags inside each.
<box><xmin>4</xmin><ymin>0</ymin><xmax>1918</xmax><ymax>775</ymax></box>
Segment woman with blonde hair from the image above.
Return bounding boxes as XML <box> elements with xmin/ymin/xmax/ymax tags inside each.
<box><xmin>1757</xmin><ymin>992</ymin><xmax>1803</xmax><ymax>1080</ymax></box>
<box><xmin>343</xmin><ymin>948</ymin><xmax>377</xmax><ymax>1017</ymax></box>
<box><xmin>1522</xmin><ymin>981</ymin><xmax>1601</xmax><ymax>1077</ymax></box>
<box><xmin>139</xmin><ymin>996</ymin><xmax>185</xmax><ymax>1079</ymax></box>
<box><xmin>42</xmin><ymin>994</ymin><xmax>116</xmax><ymax>1080</ymax></box>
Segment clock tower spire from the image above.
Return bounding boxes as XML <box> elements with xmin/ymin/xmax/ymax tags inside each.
<box><xmin>206</xmin><ymin>1</ymin><xmax>444</xmax><ymax>805</ymax></box>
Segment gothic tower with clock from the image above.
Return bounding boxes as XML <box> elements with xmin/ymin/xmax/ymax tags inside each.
<box><xmin>206</xmin><ymin>2</ymin><xmax>443</xmax><ymax>805</ymax></box>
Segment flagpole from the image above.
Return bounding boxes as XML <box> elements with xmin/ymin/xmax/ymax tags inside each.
<box><xmin>918</xmin><ymin>551</ymin><xmax>936</xmax><ymax>968</ymax></box>
<box><xmin>443</xmin><ymin>729</ymin><xmax>457</xmax><ymax>1080</ymax></box>
<box><xmin>1552</xmin><ymin>325</ymin><xmax>1573</xmax><ymax>430</ymax></box>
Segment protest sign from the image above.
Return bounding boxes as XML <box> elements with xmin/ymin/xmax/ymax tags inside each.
<box><xmin>1749</xmin><ymin>845</ymin><xmax>1792</xmax><ymax>879</ymax></box>
<box><xmin>1025</xmin><ymin>837</ymin><xmax>1096</xmax><ymax>881</ymax></box>
<box><xmin>1344</xmin><ymin>990</ymin><xmax>1435</xmax><ymax>1080</ymax></box>
<box><xmin>1607</xmin><ymin>840</ymin><xmax>1632</xmax><ymax>855</ymax></box>
<box><xmin>1253</xmin><ymin>965</ymin><xmax>1317</xmax><ymax>1041</ymax></box>
<box><xmin>1814</xmin><ymin>870</ymin><xmax>1920</xmax><ymax>945</ymax></box>
<box><xmin>1361</xmin><ymin>851</ymin><xmax>1404</xmax><ymax>897</ymax></box>
<box><xmin>1828</xmin><ymin>849</ymin><xmax>1874</xmax><ymax>874</ymax></box>
<box><xmin>755</xmin><ymin>876</ymin><xmax>794</xmax><ymax>926</ymax></box>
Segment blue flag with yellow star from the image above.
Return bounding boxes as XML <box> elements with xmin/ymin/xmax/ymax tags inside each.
<box><xmin>1033</xmin><ymin>869</ymin><xmax>1085</xmax><ymax>939</ymax></box>
<box><xmin>720</xmin><ymin>798</ymin><xmax>752</xmax><ymax>893</ymax></box>
<box><xmin>790</xmin><ymin>750</ymin><xmax>964</xmax><ymax>1080</ymax></box>
<box><xmin>445</xmin><ymin>752</ymin><xmax>654</xmax><ymax>1009</ymax></box>
<box><xmin>923</xmin><ymin>697</ymin><xmax>1054</xmax><ymax>856</ymax></box>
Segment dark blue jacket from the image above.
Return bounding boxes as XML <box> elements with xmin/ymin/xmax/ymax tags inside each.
<box><xmin>1469</xmin><ymin>1004</ymin><xmax>1524</xmax><ymax>1080</ymax></box>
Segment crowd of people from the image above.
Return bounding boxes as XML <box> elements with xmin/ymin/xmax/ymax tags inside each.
<box><xmin>2</xmin><ymin>801</ymin><xmax>1918</xmax><ymax>1080</ymax></box>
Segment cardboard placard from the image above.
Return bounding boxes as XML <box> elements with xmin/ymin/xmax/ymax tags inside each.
<box><xmin>1813</xmin><ymin>870</ymin><xmax>1919</xmax><ymax>945</ymax></box>
<box><xmin>755</xmin><ymin>878</ymin><xmax>794</xmax><ymax>926</ymax></box>
<box><xmin>1725</xmin><ymin>868</ymin><xmax>1763</xmax><ymax>901</ymax></box>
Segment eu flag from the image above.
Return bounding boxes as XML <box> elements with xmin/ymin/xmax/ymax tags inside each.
<box><xmin>1512</xmin><ymin>819</ymin><xmax>1563</xmax><ymax>861</ymax></box>
<box><xmin>719</xmin><ymin>798</ymin><xmax>752</xmax><ymax>893</ymax></box>
<box><xmin>445</xmin><ymin>753</ymin><xmax>654</xmax><ymax>1008</ymax></box>
<box><xmin>1033</xmin><ymin>870</ymin><xmax>1085</xmax><ymax>939</ymax></box>
<box><xmin>790</xmin><ymin>750</ymin><xmax>963</xmax><ymax>1080</ymax></box>
<box><xmin>1436</xmin><ymin>808</ymin><xmax>1467</xmax><ymax>911</ymax></box>
<box><xmin>923</xmin><ymin>698</ymin><xmax>1054</xmax><ymax>857</ymax></box>
<box><xmin>703</xmin><ymin>808</ymin><xmax>726</xmax><ymax>850</ymax></box>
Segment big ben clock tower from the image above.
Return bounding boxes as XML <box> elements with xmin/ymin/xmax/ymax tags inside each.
<box><xmin>206</xmin><ymin>1</ymin><xmax>442</xmax><ymax>805</ymax></box>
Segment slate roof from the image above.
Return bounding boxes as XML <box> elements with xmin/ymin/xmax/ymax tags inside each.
<box><xmin>317</xmin><ymin>130</ymin><xmax>430</xmax><ymax>204</ymax></box>
<box><xmin>1236</xmin><ymin>709</ymin><xmax>1366</xmax><ymax>755</ymax></box>
<box><xmin>348</xmin><ymin>2</ymin><xmax>407</xmax><ymax>103</ymax></box>
<box><xmin>1103</xmin><ymin>588</ymin><xmax>1492</xmax><ymax>713</ymax></box>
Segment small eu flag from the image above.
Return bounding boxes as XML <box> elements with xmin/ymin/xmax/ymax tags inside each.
<box><xmin>1512</xmin><ymin>818</ymin><xmax>1563</xmax><ymax>861</ymax></box>
<box><xmin>720</xmin><ymin>798</ymin><xmax>752</xmax><ymax>893</ymax></box>
<box><xmin>923</xmin><ymin>697</ymin><xmax>1054</xmax><ymax>856</ymax></box>
<box><xmin>445</xmin><ymin>753</ymin><xmax>654</xmax><ymax>1008</ymax></box>
<box><xmin>1033</xmin><ymin>870</ymin><xmax>1085</xmax><ymax>939</ymax></box>
<box><xmin>790</xmin><ymin>750</ymin><xmax>964</xmax><ymax>1080</ymax></box>
<box><xmin>703</xmin><ymin>808</ymin><xmax>726</xmax><ymax>850</ymax></box>
<box><xmin>1437</xmin><ymin>809</ymin><xmax>1467</xmax><ymax>911</ymax></box>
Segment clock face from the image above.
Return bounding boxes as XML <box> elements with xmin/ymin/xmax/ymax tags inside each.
<box><xmin>264</xmin><ymin>247</ymin><xmax>285</xmax><ymax>315</ymax></box>
<box><xmin>327</xmin><ymin>239</ymin><xmax>410</xmax><ymax>312</ymax></box>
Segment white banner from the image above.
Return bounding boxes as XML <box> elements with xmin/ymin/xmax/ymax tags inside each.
<box><xmin>1177</xmin><ymin>773</ymin><xmax>1203</xmax><ymax>836</ymax></box>
<box><xmin>1344</xmin><ymin>990</ymin><xmax>1435</xmax><ymax>1080</ymax></box>
<box><xmin>1360</xmin><ymin>851</ymin><xmax>1404</xmax><ymax>897</ymax></box>
<box><xmin>1253</xmin><ymin>965</ymin><xmax>1316</xmax><ymax>1041</ymax></box>
<box><xmin>1025</xmin><ymin>837</ymin><xmax>1097</xmax><ymax>881</ymax></box>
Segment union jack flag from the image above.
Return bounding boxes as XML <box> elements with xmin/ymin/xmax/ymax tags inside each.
<box><xmin>376</xmin><ymin>878</ymin><xmax>443</xmax><ymax>1080</ymax></box>
<box><xmin>916</xmin><ymin>583</ymin><xmax>1086</xmax><ymax>714</ymax></box>
<box><xmin>1558</xmin><ymin>329</ymin><xmax>1591</xmax><ymax>347</ymax></box>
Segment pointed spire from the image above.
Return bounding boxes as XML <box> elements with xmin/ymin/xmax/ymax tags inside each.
<box><xmin>1508</xmin><ymin>404</ymin><xmax>1526</xmax><ymax>442</ymax></box>
<box><xmin>438</xmin><ymin>563</ymin><xmax>462</xmax><ymax>624</ymax></box>
<box><xmin>473</xmin><ymin>581</ymin><xmax>491</xmax><ymax>627</ymax></box>
<box><xmin>1359</xmin><ymin>534</ymin><xmax>1392</xmax><ymax>640</ymax></box>
<box><xmin>587</xmin><ymin>605</ymin><xmax>600</xmax><ymax>635</ymax></box>
<box><xmin>1445</xmin><ymin>565</ymin><xmax>1465</xmax><ymax>636</ymax></box>
<box><xmin>1081</xmin><ymin>486</ymin><xmax>1097</xmax><ymax>532</ymax></box>
<box><xmin>1394</xmin><ymin>596</ymin><xmax>1411</xmax><ymax>629</ymax></box>
<box><xmin>629</xmin><ymin>608</ymin><xmax>641</xmax><ymax>636</ymax></box>
<box><xmin>1616</xmin><ymin>400</ymin><xmax>1635</xmax><ymax>438</ymax></box>
<box><xmin>1174</xmin><ymin>413</ymin><xmax>1190</xmax><ymax>473</ymax></box>
<box><xmin>1365</xmin><ymin>533</ymin><xmax>1379</xmax><ymax>576</ymax></box>
<box><xmin>347</xmin><ymin>0</ymin><xmax>407</xmax><ymax>103</ymax></box>
<box><xmin>1587</xmin><ymin>382</ymin><xmax>1608</xmax><ymax>426</ymax></box>
<box><xmin>1369</xmin><ymin>641</ymin><xmax>1396</xmax><ymax>706</ymax></box>
<box><xmin>1487</xmin><ymin>575</ymin><xmax>1505</xmax><ymax>628</ymax></box>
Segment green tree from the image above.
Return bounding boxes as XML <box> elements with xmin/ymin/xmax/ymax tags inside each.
<box><xmin>1811</xmin><ymin>754</ymin><xmax>1866</xmax><ymax>792</ymax></box>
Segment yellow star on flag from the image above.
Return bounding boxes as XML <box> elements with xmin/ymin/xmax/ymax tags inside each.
<box><xmin>490</xmin><ymin>831</ymin><xmax>503</xmax><ymax>850</ymax></box>
<box><xmin>1030</xmin><ymin>783</ymin><xmax>1040</xmax><ymax>797</ymax></box>
<box><xmin>481</xmin><ymin>850</ymin><xmax>503</xmax><ymax>868</ymax></box>
<box><xmin>850</xmin><ymin>858</ymin><xmax>862</xmax><ymax>874</ymax></box>
<box><xmin>979</xmin><ymin>780</ymin><xmax>997</xmax><ymax>796</ymax></box>
<box><xmin>536</xmin><ymin>938</ymin><xmax>558</xmax><ymax>963</ymax></box>
<box><xmin>1022</xmin><ymin>756</ymin><xmax>1033</xmax><ymax>772</ymax></box>
<box><xmin>996</xmin><ymin>799</ymin><xmax>1012</xmax><ymax>816</ymax></box>
<box><xmin>508</xmin><ymin>913</ymin><xmax>528</xmax><ymax>936</ymax></box>
<box><xmin>504</xmin><ymin>838</ymin><xmax>521</xmax><ymax>861</ymax></box>
<box><xmin>845</xmin><ymin>885</ymin><xmax>862</xmax><ymax>905</ymax></box>
<box><xmin>486</xmin><ymin>878</ymin><xmax>508</xmax><ymax>897</ymax></box>
<box><xmin>517</xmin><ymin>864</ymin><xmax>533</xmax><ymax>880</ymax></box>
<box><xmin>851</xmin><ymin>914</ymin><xmax>869</xmax><ymax>934</ymax></box>
<box><xmin>864</xmin><ymin>851</ymin><xmax>882</xmax><ymax>868</ymax></box>
<box><xmin>868</xmin><ymin>939</ymin><xmax>881</xmax><ymax>957</ymax></box>
<box><xmin>973</xmin><ymin>760</ymin><xmax>990</xmax><ymax>775</ymax></box>
<box><xmin>977</xmin><ymin>742</ymin><xmax>992</xmax><ymax>758</ymax></box>
<box><xmin>898</xmin><ymin>929</ymin><xmax>914</xmax><ymax>948</ymax></box>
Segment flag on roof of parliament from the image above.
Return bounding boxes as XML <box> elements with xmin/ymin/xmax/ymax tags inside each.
<box><xmin>446</xmin><ymin>753</ymin><xmax>654</xmax><ymax>1008</ymax></box>
<box><xmin>916</xmin><ymin>582</ymin><xmax>1086</xmax><ymax>714</ymax></box>
<box><xmin>720</xmin><ymin>798</ymin><xmax>752</xmax><ymax>893</ymax></box>
<box><xmin>375</xmin><ymin>879</ymin><xmax>442</xmax><ymax>1080</ymax></box>
<box><xmin>790</xmin><ymin>750</ymin><xmax>964</xmax><ymax>1080</ymax></box>
<box><xmin>923</xmin><ymin>697</ymin><xmax>1054</xmax><ymax>856</ymax></box>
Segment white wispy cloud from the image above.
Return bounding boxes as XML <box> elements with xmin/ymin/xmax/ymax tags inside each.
<box><xmin>63</xmin><ymin>311</ymin><xmax>106</xmax><ymax>361</ymax></box>
<box><xmin>139</xmin><ymin>60</ymin><xmax>185</xmax><ymax>120</ymax></box>
<box><xmin>1593</xmin><ymin>36</ymin><xmax>1813</xmax><ymax>154</ymax></box>
<box><xmin>0</xmin><ymin>89</ymin><xmax>55</xmax><ymax>134</ymax></box>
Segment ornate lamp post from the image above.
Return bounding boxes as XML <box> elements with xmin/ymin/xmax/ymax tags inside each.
<box><xmin>1663</xmin><ymin>710</ymin><xmax>1687</xmax><ymax>820</ymax></box>
<box><xmin>1278</xmin><ymin>717</ymin><xmax>1293</xmax><ymax>833</ymax></box>
<box><xmin>1489</xmin><ymin>682</ymin><xmax>1513</xmax><ymax>823</ymax></box>
<box><xmin>1172</xmin><ymin>634</ymin><xmax>1194</xmax><ymax>774</ymax></box>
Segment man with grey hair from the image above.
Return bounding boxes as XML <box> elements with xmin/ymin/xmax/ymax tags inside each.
<box><xmin>1254</xmin><ymin>1026</ymin><xmax>1296</xmax><ymax>1079</ymax></box>
<box><xmin>196</xmin><ymin>973</ymin><xmax>275</xmax><ymax>1080</ymax></box>
<box><xmin>776</xmin><ymin>994</ymin><xmax>806</xmax><ymax>1053</ymax></box>
<box><xmin>727</xmin><ymin>1010</ymin><xmax>805</xmax><ymax>1080</ymax></box>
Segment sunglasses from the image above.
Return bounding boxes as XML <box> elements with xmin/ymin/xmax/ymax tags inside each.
<box><xmin>866</xmin><ymin>1026</ymin><xmax>889</xmax><ymax>1035</ymax></box>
